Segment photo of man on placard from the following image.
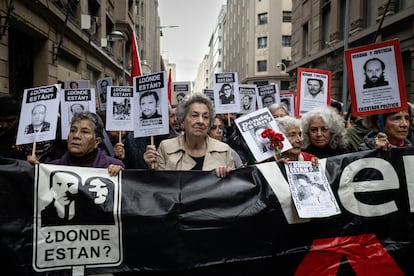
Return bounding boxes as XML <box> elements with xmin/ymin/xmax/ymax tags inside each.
<box><xmin>305</xmin><ymin>78</ymin><xmax>324</xmax><ymax>100</ymax></box>
<box><xmin>139</xmin><ymin>91</ymin><xmax>162</xmax><ymax>120</ymax></box>
<box><xmin>363</xmin><ymin>57</ymin><xmax>389</xmax><ymax>89</ymax></box>
<box><xmin>24</xmin><ymin>103</ymin><xmax>51</xmax><ymax>134</ymax></box>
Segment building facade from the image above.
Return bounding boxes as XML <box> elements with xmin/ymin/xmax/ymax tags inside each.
<box><xmin>222</xmin><ymin>0</ymin><xmax>292</xmax><ymax>91</ymax></box>
<box><xmin>290</xmin><ymin>0</ymin><xmax>414</xmax><ymax>109</ymax></box>
<box><xmin>0</xmin><ymin>0</ymin><xmax>160</xmax><ymax>100</ymax></box>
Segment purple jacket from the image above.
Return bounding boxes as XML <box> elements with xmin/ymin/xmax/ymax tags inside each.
<box><xmin>49</xmin><ymin>149</ymin><xmax>124</xmax><ymax>168</ymax></box>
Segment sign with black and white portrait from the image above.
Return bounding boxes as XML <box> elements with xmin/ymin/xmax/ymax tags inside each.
<box><xmin>16</xmin><ymin>84</ymin><xmax>61</xmax><ymax>145</ymax></box>
<box><xmin>345</xmin><ymin>39</ymin><xmax>407</xmax><ymax>116</ymax></box>
<box><xmin>297</xmin><ymin>68</ymin><xmax>331</xmax><ymax>117</ymax></box>
<box><xmin>33</xmin><ymin>164</ymin><xmax>122</xmax><ymax>273</ymax></box>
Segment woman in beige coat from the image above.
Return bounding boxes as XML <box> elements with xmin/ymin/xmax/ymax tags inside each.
<box><xmin>144</xmin><ymin>92</ymin><xmax>235</xmax><ymax>177</ymax></box>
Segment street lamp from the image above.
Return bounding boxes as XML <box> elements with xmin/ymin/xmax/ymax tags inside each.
<box><xmin>276</xmin><ymin>62</ymin><xmax>287</xmax><ymax>72</ymax></box>
<box><xmin>153</xmin><ymin>25</ymin><xmax>179</xmax><ymax>72</ymax></box>
<box><xmin>108</xmin><ymin>30</ymin><xmax>126</xmax><ymax>85</ymax></box>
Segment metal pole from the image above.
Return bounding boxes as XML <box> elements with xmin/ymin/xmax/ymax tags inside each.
<box><xmin>153</xmin><ymin>26</ymin><xmax>158</xmax><ymax>72</ymax></box>
<box><xmin>122</xmin><ymin>39</ymin><xmax>126</xmax><ymax>85</ymax></box>
<box><xmin>341</xmin><ymin>0</ymin><xmax>350</xmax><ymax>113</ymax></box>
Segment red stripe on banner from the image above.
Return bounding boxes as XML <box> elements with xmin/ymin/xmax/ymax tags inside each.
<box><xmin>295</xmin><ymin>234</ymin><xmax>404</xmax><ymax>276</ymax></box>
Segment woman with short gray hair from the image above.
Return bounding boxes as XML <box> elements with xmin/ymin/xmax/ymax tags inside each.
<box><xmin>144</xmin><ymin>92</ymin><xmax>234</xmax><ymax>177</ymax></box>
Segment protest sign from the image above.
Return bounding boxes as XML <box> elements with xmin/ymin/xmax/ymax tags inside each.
<box><xmin>256</xmin><ymin>84</ymin><xmax>280</xmax><ymax>109</ymax></box>
<box><xmin>172</xmin><ymin>81</ymin><xmax>191</xmax><ymax>105</ymax></box>
<box><xmin>297</xmin><ymin>68</ymin><xmax>331</xmax><ymax>116</ymax></box>
<box><xmin>97</xmin><ymin>77</ymin><xmax>113</xmax><ymax>111</ymax></box>
<box><xmin>33</xmin><ymin>164</ymin><xmax>122</xmax><ymax>273</ymax></box>
<box><xmin>105</xmin><ymin>86</ymin><xmax>134</xmax><ymax>131</ymax></box>
<box><xmin>285</xmin><ymin>161</ymin><xmax>340</xmax><ymax>218</ymax></box>
<box><xmin>238</xmin><ymin>84</ymin><xmax>257</xmax><ymax>114</ymax></box>
<box><xmin>132</xmin><ymin>71</ymin><xmax>169</xmax><ymax>137</ymax></box>
<box><xmin>16</xmin><ymin>84</ymin><xmax>61</xmax><ymax>145</ymax></box>
<box><xmin>234</xmin><ymin>108</ymin><xmax>291</xmax><ymax>162</ymax></box>
<box><xmin>345</xmin><ymin>39</ymin><xmax>407</xmax><ymax>116</ymax></box>
<box><xmin>213</xmin><ymin>72</ymin><xmax>240</xmax><ymax>114</ymax></box>
<box><xmin>60</xmin><ymin>88</ymin><xmax>97</xmax><ymax>139</ymax></box>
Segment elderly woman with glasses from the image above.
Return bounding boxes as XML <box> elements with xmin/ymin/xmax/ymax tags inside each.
<box><xmin>275</xmin><ymin>116</ymin><xmax>318</xmax><ymax>165</ymax></box>
<box><xmin>301</xmin><ymin>106</ymin><xmax>350</xmax><ymax>158</ymax></box>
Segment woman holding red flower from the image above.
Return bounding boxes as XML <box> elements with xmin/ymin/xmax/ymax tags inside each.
<box><xmin>275</xmin><ymin>116</ymin><xmax>318</xmax><ymax>165</ymax></box>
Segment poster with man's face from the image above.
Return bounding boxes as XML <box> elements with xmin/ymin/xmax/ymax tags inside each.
<box><xmin>60</xmin><ymin>88</ymin><xmax>97</xmax><ymax>140</ymax></box>
<box><xmin>16</xmin><ymin>84</ymin><xmax>61</xmax><ymax>145</ymax></box>
<box><xmin>132</xmin><ymin>71</ymin><xmax>169</xmax><ymax>138</ymax></box>
<box><xmin>345</xmin><ymin>39</ymin><xmax>407</xmax><ymax>116</ymax></box>
<box><xmin>172</xmin><ymin>81</ymin><xmax>191</xmax><ymax>105</ymax></box>
<box><xmin>213</xmin><ymin>72</ymin><xmax>240</xmax><ymax>114</ymax></box>
<box><xmin>97</xmin><ymin>77</ymin><xmax>113</xmax><ymax>111</ymax></box>
<box><xmin>33</xmin><ymin>164</ymin><xmax>122</xmax><ymax>272</ymax></box>
<box><xmin>297</xmin><ymin>68</ymin><xmax>331</xmax><ymax>117</ymax></box>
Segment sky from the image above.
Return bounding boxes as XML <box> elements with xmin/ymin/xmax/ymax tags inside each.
<box><xmin>158</xmin><ymin>0</ymin><xmax>226</xmax><ymax>82</ymax></box>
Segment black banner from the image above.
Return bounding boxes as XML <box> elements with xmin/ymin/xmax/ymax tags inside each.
<box><xmin>0</xmin><ymin>148</ymin><xmax>413</xmax><ymax>275</ymax></box>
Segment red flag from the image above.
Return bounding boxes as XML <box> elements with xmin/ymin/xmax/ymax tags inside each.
<box><xmin>168</xmin><ymin>68</ymin><xmax>172</xmax><ymax>104</ymax></box>
<box><xmin>130</xmin><ymin>31</ymin><xmax>142</xmax><ymax>86</ymax></box>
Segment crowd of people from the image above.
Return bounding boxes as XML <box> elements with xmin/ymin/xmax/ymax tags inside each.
<box><xmin>1</xmin><ymin>90</ymin><xmax>414</xmax><ymax>174</ymax></box>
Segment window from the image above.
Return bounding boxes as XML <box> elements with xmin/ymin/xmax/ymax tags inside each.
<box><xmin>282</xmin><ymin>11</ymin><xmax>292</xmax><ymax>22</ymax></box>
<box><xmin>258</xmin><ymin>37</ymin><xmax>268</xmax><ymax>48</ymax></box>
<box><xmin>257</xmin><ymin>60</ymin><xmax>267</xmax><ymax>72</ymax></box>
<box><xmin>282</xmin><ymin>36</ymin><xmax>291</xmax><ymax>47</ymax></box>
<box><xmin>258</xmin><ymin>13</ymin><xmax>268</xmax><ymax>25</ymax></box>
<box><xmin>281</xmin><ymin>81</ymin><xmax>290</xmax><ymax>90</ymax></box>
<box><xmin>302</xmin><ymin>23</ymin><xmax>309</xmax><ymax>57</ymax></box>
<box><xmin>254</xmin><ymin>81</ymin><xmax>269</xmax><ymax>86</ymax></box>
<box><xmin>321</xmin><ymin>1</ymin><xmax>330</xmax><ymax>49</ymax></box>
<box><xmin>365</xmin><ymin>0</ymin><xmax>378</xmax><ymax>27</ymax></box>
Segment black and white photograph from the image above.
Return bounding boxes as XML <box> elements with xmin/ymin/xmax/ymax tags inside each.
<box><xmin>297</xmin><ymin>68</ymin><xmax>331</xmax><ymax>116</ymax></box>
<box><xmin>280</xmin><ymin>92</ymin><xmax>295</xmax><ymax>117</ymax></box>
<box><xmin>106</xmin><ymin>86</ymin><xmax>134</xmax><ymax>131</ymax></box>
<box><xmin>234</xmin><ymin>108</ymin><xmax>291</xmax><ymax>162</ymax></box>
<box><xmin>172</xmin><ymin>81</ymin><xmax>191</xmax><ymax>105</ymax></box>
<box><xmin>213</xmin><ymin>72</ymin><xmax>240</xmax><ymax>114</ymax></box>
<box><xmin>256</xmin><ymin>84</ymin><xmax>280</xmax><ymax>109</ymax></box>
<box><xmin>64</xmin><ymin>80</ymin><xmax>90</xmax><ymax>89</ymax></box>
<box><xmin>33</xmin><ymin>164</ymin><xmax>122</xmax><ymax>271</ymax></box>
<box><xmin>345</xmin><ymin>39</ymin><xmax>408</xmax><ymax>116</ymax></box>
<box><xmin>16</xmin><ymin>84</ymin><xmax>60</xmax><ymax>145</ymax></box>
<box><xmin>97</xmin><ymin>77</ymin><xmax>113</xmax><ymax>111</ymax></box>
<box><xmin>238</xmin><ymin>84</ymin><xmax>257</xmax><ymax>114</ymax></box>
<box><xmin>202</xmin><ymin>88</ymin><xmax>215</xmax><ymax>107</ymax></box>
<box><xmin>285</xmin><ymin>161</ymin><xmax>340</xmax><ymax>218</ymax></box>
<box><xmin>133</xmin><ymin>71</ymin><xmax>169</xmax><ymax>138</ymax></box>
<box><xmin>60</xmin><ymin>88</ymin><xmax>96</xmax><ymax>139</ymax></box>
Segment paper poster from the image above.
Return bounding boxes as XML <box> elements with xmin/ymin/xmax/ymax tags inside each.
<box><xmin>213</xmin><ymin>72</ymin><xmax>240</xmax><ymax>114</ymax></box>
<box><xmin>238</xmin><ymin>84</ymin><xmax>257</xmax><ymax>114</ymax></box>
<box><xmin>64</xmin><ymin>80</ymin><xmax>90</xmax><ymax>89</ymax></box>
<box><xmin>132</xmin><ymin>71</ymin><xmax>169</xmax><ymax>138</ymax></box>
<box><xmin>33</xmin><ymin>164</ymin><xmax>122</xmax><ymax>272</ymax></box>
<box><xmin>106</xmin><ymin>86</ymin><xmax>134</xmax><ymax>131</ymax></box>
<box><xmin>234</xmin><ymin>108</ymin><xmax>292</xmax><ymax>162</ymax></box>
<box><xmin>297</xmin><ymin>68</ymin><xmax>331</xmax><ymax>116</ymax></box>
<box><xmin>97</xmin><ymin>77</ymin><xmax>113</xmax><ymax>111</ymax></box>
<box><xmin>345</xmin><ymin>39</ymin><xmax>407</xmax><ymax>116</ymax></box>
<box><xmin>60</xmin><ymin>88</ymin><xmax>97</xmax><ymax>139</ymax></box>
<box><xmin>285</xmin><ymin>161</ymin><xmax>341</xmax><ymax>218</ymax></box>
<box><xmin>280</xmin><ymin>92</ymin><xmax>295</xmax><ymax>117</ymax></box>
<box><xmin>16</xmin><ymin>84</ymin><xmax>61</xmax><ymax>145</ymax></box>
<box><xmin>256</xmin><ymin>84</ymin><xmax>280</xmax><ymax>109</ymax></box>
<box><xmin>172</xmin><ymin>81</ymin><xmax>191</xmax><ymax>105</ymax></box>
